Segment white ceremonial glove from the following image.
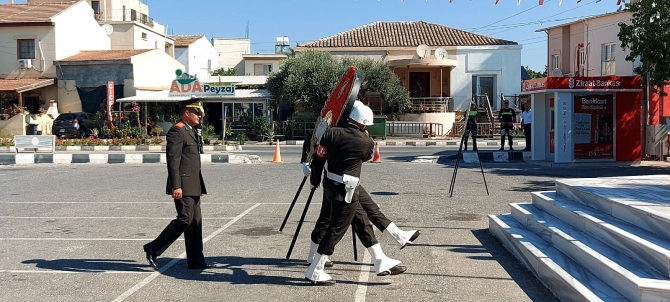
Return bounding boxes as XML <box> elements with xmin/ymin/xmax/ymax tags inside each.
<box><xmin>301</xmin><ymin>162</ymin><xmax>311</xmax><ymax>177</ymax></box>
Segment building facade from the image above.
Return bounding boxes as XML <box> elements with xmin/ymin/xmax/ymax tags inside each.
<box><xmin>242</xmin><ymin>54</ymin><xmax>287</xmax><ymax>76</ymax></box>
<box><xmin>295</xmin><ymin>21</ymin><xmax>522</xmax><ymax>135</ymax></box>
<box><xmin>171</xmin><ymin>35</ymin><xmax>220</xmax><ymax>79</ymax></box>
<box><xmin>212</xmin><ymin>38</ymin><xmax>250</xmax><ymax>76</ymax></box>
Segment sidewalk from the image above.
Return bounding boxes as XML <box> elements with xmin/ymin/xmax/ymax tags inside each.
<box><xmin>0</xmin><ymin>153</ymin><xmax>261</xmax><ymax>165</ymax></box>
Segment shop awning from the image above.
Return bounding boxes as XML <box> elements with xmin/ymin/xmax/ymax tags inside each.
<box><xmin>0</xmin><ymin>78</ymin><xmax>55</xmax><ymax>93</ymax></box>
<box><xmin>116</xmin><ymin>89</ymin><xmax>271</xmax><ymax>103</ymax></box>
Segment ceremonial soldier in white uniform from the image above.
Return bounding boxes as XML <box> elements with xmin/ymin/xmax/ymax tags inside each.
<box><xmin>301</xmin><ymin>101</ymin><xmax>420</xmax><ymax>268</ymax></box>
<box><xmin>305</xmin><ymin>103</ymin><xmax>406</xmax><ymax>285</ymax></box>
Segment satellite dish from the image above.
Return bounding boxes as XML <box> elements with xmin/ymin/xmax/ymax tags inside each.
<box><xmin>551</xmin><ymin>68</ymin><xmax>562</xmax><ymax>77</ymax></box>
<box><xmin>102</xmin><ymin>24</ymin><xmax>114</xmax><ymax>35</ymax></box>
<box><xmin>416</xmin><ymin>44</ymin><xmax>431</xmax><ymax>59</ymax></box>
<box><xmin>434</xmin><ymin>47</ymin><xmax>448</xmax><ymax>59</ymax></box>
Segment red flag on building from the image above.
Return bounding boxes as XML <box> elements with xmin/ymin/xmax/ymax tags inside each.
<box><xmin>539</xmin><ymin>0</ymin><xmax>544</xmax><ymax>5</ymax></box>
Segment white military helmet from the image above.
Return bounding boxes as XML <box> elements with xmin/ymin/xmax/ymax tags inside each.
<box><xmin>349</xmin><ymin>102</ymin><xmax>374</xmax><ymax>126</ymax></box>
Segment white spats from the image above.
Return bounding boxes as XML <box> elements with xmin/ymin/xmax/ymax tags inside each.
<box><xmin>367</xmin><ymin>243</ymin><xmax>402</xmax><ymax>276</ymax></box>
<box><xmin>384</xmin><ymin>222</ymin><xmax>418</xmax><ymax>248</ymax></box>
<box><xmin>305</xmin><ymin>253</ymin><xmax>334</xmax><ymax>285</ymax></box>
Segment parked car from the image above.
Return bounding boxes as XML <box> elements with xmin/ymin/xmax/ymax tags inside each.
<box><xmin>52</xmin><ymin>112</ymin><xmax>100</xmax><ymax>138</ymax></box>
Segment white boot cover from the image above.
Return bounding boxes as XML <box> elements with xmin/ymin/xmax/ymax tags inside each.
<box><xmin>307</xmin><ymin>241</ymin><xmax>318</xmax><ymax>264</ymax></box>
<box><xmin>385</xmin><ymin>222</ymin><xmax>418</xmax><ymax>247</ymax></box>
<box><xmin>367</xmin><ymin>243</ymin><xmax>402</xmax><ymax>275</ymax></box>
<box><xmin>305</xmin><ymin>253</ymin><xmax>333</xmax><ymax>283</ymax></box>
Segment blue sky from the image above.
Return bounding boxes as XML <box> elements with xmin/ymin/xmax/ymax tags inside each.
<box><xmin>25</xmin><ymin>0</ymin><xmax>625</xmax><ymax>72</ymax></box>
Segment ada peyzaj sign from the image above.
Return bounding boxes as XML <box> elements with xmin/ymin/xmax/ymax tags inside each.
<box><xmin>168</xmin><ymin>69</ymin><xmax>235</xmax><ymax>97</ymax></box>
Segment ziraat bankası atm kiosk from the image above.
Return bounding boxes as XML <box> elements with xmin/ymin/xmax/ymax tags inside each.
<box><xmin>521</xmin><ymin>76</ymin><xmax>643</xmax><ymax>163</ymax></box>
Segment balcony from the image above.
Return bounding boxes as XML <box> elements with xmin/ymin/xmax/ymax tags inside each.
<box><xmin>94</xmin><ymin>9</ymin><xmax>155</xmax><ymax>28</ymax></box>
<box><xmin>404</xmin><ymin>97</ymin><xmax>454</xmax><ymax>113</ymax></box>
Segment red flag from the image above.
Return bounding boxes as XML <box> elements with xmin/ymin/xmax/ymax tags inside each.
<box><xmin>495</xmin><ymin>0</ymin><xmax>499</xmax><ymax>3</ymax></box>
<box><xmin>616</xmin><ymin>0</ymin><xmax>621</xmax><ymax>4</ymax></box>
<box><xmin>539</xmin><ymin>0</ymin><xmax>544</xmax><ymax>5</ymax></box>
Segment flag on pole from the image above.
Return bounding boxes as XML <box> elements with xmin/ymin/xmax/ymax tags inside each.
<box><xmin>539</xmin><ymin>0</ymin><xmax>544</xmax><ymax>5</ymax></box>
<box><xmin>496</xmin><ymin>0</ymin><xmax>499</xmax><ymax>4</ymax></box>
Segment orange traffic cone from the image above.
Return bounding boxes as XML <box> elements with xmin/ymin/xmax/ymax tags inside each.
<box><xmin>272</xmin><ymin>139</ymin><xmax>283</xmax><ymax>163</ymax></box>
<box><xmin>371</xmin><ymin>141</ymin><xmax>381</xmax><ymax>163</ymax></box>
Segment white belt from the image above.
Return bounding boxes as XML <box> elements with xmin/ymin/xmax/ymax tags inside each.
<box><xmin>326</xmin><ymin>172</ymin><xmax>360</xmax><ymax>203</ymax></box>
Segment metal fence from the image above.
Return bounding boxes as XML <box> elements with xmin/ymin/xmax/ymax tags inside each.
<box><xmin>451</xmin><ymin>122</ymin><xmax>524</xmax><ymax>137</ymax></box>
<box><xmin>387</xmin><ymin>121</ymin><xmax>443</xmax><ymax>137</ymax></box>
<box><xmin>405</xmin><ymin>97</ymin><xmax>455</xmax><ymax>113</ymax></box>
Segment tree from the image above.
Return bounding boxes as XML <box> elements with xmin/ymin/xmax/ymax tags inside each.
<box><xmin>619</xmin><ymin>0</ymin><xmax>670</xmax><ymax>96</ymax></box>
<box><xmin>525</xmin><ymin>66</ymin><xmax>547</xmax><ymax>79</ymax></box>
<box><xmin>211</xmin><ymin>68</ymin><xmax>237</xmax><ymax>76</ymax></box>
<box><xmin>266</xmin><ymin>49</ymin><xmax>410</xmax><ymax>116</ymax></box>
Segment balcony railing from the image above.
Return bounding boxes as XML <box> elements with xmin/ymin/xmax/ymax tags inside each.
<box><xmin>404</xmin><ymin>97</ymin><xmax>454</xmax><ymax>113</ymax></box>
<box><xmin>94</xmin><ymin>9</ymin><xmax>155</xmax><ymax>28</ymax></box>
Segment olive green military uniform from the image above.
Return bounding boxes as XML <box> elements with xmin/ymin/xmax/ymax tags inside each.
<box><xmin>144</xmin><ymin>119</ymin><xmax>207</xmax><ymax>268</ymax></box>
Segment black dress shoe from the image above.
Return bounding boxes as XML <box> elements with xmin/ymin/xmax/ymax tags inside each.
<box><xmin>305</xmin><ymin>277</ymin><xmax>336</xmax><ymax>286</ymax></box>
<box><xmin>143</xmin><ymin>245</ymin><xmax>158</xmax><ymax>270</ymax></box>
<box><xmin>377</xmin><ymin>264</ymin><xmax>407</xmax><ymax>276</ymax></box>
<box><xmin>399</xmin><ymin>230</ymin><xmax>421</xmax><ymax>250</ymax></box>
<box><xmin>187</xmin><ymin>262</ymin><xmax>212</xmax><ymax>269</ymax></box>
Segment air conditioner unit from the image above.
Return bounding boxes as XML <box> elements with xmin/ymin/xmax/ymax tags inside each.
<box><xmin>18</xmin><ymin>59</ymin><xmax>33</xmax><ymax>69</ymax></box>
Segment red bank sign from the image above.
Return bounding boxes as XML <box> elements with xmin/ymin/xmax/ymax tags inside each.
<box><xmin>521</xmin><ymin>76</ymin><xmax>642</xmax><ymax>92</ymax></box>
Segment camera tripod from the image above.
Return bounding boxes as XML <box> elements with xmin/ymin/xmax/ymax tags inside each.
<box><xmin>448</xmin><ymin>121</ymin><xmax>490</xmax><ymax>197</ymax></box>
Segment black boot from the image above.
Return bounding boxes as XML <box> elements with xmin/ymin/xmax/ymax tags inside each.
<box><xmin>143</xmin><ymin>244</ymin><xmax>158</xmax><ymax>270</ymax></box>
<box><xmin>472</xmin><ymin>136</ymin><xmax>478</xmax><ymax>151</ymax></box>
<box><xmin>509</xmin><ymin>137</ymin><xmax>514</xmax><ymax>151</ymax></box>
<box><xmin>463</xmin><ymin>135</ymin><xmax>468</xmax><ymax>151</ymax></box>
<box><xmin>499</xmin><ymin>135</ymin><xmax>505</xmax><ymax>151</ymax></box>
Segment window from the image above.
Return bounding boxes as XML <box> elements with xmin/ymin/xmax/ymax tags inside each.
<box><xmin>122</xmin><ymin>5</ymin><xmax>126</xmax><ymax>21</ymax></box>
<box><xmin>253</xmin><ymin>63</ymin><xmax>273</xmax><ymax>75</ymax></box>
<box><xmin>207</xmin><ymin>59</ymin><xmax>212</xmax><ymax>73</ymax></box>
<box><xmin>551</xmin><ymin>54</ymin><xmax>560</xmax><ymax>71</ymax></box>
<box><xmin>142</xmin><ymin>32</ymin><xmax>147</xmax><ymax>41</ymax></box>
<box><xmin>17</xmin><ymin>39</ymin><xmax>35</xmax><ymax>60</ymax></box>
<box><xmin>263</xmin><ymin>64</ymin><xmax>273</xmax><ymax>75</ymax></box>
<box><xmin>91</xmin><ymin>1</ymin><xmax>100</xmax><ymax>14</ymax></box>
<box><xmin>131</xmin><ymin>9</ymin><xmax>137</xmax><ymax>21</ymax></box>
<box><xmin>601</xmin><ymin>43</ymin><xmax>616</xmax><ymax>76</ymax></box>
<box><xmin>580</xmin><ymin>50</ymin><xmax>586</xmax><ymax>66</ymax></box>
<box><xmin>602</xmin><ymin>43</ymin><xmax>616</xmax><ymax>61</ymax></box>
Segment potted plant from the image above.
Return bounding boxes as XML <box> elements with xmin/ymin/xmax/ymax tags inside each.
<box><xmin>237</xmin><ymin>133</ymin><xmax>248</xmax><ymax>145</ymax></box>
<box><xmin>253</xmin><ymin>116</ymin><xmax>270</xmax><ymax>142</ymax></box>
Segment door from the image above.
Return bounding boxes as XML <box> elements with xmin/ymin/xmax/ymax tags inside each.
<box><xmin>472</xmin><ymin>76</ymin><xmax>496</xmax><ymax>109</ymax></box>
<box><xmin>409</xmin><ymin>72</ymin><xmax>430</xmax><ymax>98</ymax></box>
<box><xmin>205</xmin><ymin>103</ymin><xmax>223</xmax><ymax>135</ymax></box>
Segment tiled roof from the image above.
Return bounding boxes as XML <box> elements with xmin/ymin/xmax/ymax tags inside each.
<box><xmin>298</xmin><ymin>21</ymin><xmax>518</xmax><ymax>48</ymax></box>
<box><xmin>170</xmin><ymin>35</ymin><xmax>204</xmax><ymax>47</ymax></box>
<box><xmin>58</xmin><ymin>49</ymin><xmax>153</xmax><ymax>62</ymax></box>
<box><xmin>0</xmin><ymin>2</ymin><xmax>74</xmax><ymax>24</ymax></box>
<box><xmin>0</xmin><ymin>78</ymin><xmax>54</xmax><ymax>92</ymax></box>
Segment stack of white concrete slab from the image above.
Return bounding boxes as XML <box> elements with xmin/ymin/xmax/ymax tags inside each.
<box><xmin>489</xmin><ymin>175</ymin><xmax>670</xmax><ymax>301</ymax></box>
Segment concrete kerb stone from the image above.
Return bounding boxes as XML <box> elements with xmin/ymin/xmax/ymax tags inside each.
<box><xmin>0</xmin><ymin>153</ymin><xmax>261</xmax><ymax>165</ymax></box>
<box><xmin>409</xmin><ymin>151</ymin><xmax>529</xmax><ymax>164</ymax></box>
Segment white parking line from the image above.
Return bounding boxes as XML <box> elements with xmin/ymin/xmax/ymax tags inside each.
<box><xmin>354</xmin><ymin>250</ymin><xmax>372</xmax><ymax>302</ymax></box>
<box><xmin>112</xmin><ymin>203</ymin><xmax>262</xmax><ymax>302</ymax></box>
<box><xmin>0</xmin><ymin>270</ymin><xmax>152</xmax><ymax>274</ymax></box>
<box><xmin>0</xmin><ymin>216</ymin><xmax>235</xmax><ymax>220</ymax></box>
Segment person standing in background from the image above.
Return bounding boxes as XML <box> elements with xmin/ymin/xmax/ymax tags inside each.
<box><xmin>521</xmin><ymin>103</ymin><xmax>532</xmax><ymax>151</ymax></box>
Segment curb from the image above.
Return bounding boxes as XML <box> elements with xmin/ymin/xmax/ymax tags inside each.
<box><xmin>0</xmin><ymin>153</ymin><xmax>261</xmax><ymax>165</ymax></box>
<box><xmin>264</xmin><ymin>140</ymin><xmax>527</xmax><ymax>147</ymax></box>
<box><xmin>410</xmin><ymin>151</ymin><xmax>529</xmax><ymax>164</ymax></box>
<box><xmin>0</xmin><ymin>145</ymin><xmax>242</xmax><ymax>153</ymax></box>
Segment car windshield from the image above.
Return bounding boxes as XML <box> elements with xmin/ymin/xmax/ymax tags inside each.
<box><xmin>57</xmin><ymin>114</ymin><xmax>78</xmax><ymax>120</ymax></box>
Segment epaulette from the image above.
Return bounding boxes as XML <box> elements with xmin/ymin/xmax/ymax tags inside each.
<box><xmin>175</xmin><ymin>122</ymin><xmax>185</xmax><ymax>129</ymax></box>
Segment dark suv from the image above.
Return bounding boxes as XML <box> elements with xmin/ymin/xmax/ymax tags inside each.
<box><xmin>53</xmin><ymin>112</ymin><xmax>100</xmax><ymax>138</ymax></box>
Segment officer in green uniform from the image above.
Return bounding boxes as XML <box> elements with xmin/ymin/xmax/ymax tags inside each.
<box><xmin>498</xmin><ymin>100</ymin><xmax>516</xmax><ymax>151</ymax></box>
<box><xmin>143</xmin><ymin>100</ymin><xmax>209</xmax><ymax>270</ymax></box>
<box><xmin>463</xmin><ymin>102</ymin><xmax>478</xmax><ymax>151</ymax></box>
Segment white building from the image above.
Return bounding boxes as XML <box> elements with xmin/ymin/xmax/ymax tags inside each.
<box><xmin>212</xmin><ymin>38</ymin><xmax>251</xmax><ymax>75</ymax></box>
<box><xmin>0</xmin><ymin>0</ymin><xmax>111</xmax><ymax>116</ymax></box>
<box><xmin>29</xmin><ymin>0</ymin><xmax>176</xmax><ymax>57</ymax></box>
<box><xmin>242</xmin><ymin>54</ymin><xmax>287</xmax><ymax>76</ymax></box>
<box><xmin>171</xmin><ymin>35</ymin><xmax>220</xmax><ymax>79</ymax></box>
<box><xmin>295</xmin><ymin>21</ymin><xmax>522</xmax><ymax>135</ymax></box>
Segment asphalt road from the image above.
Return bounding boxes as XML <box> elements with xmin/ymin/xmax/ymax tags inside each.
<box><xmin>232</xmin><ymin>145</ymin><xmax>507</xmax><ymax>163</ymax></box>
<box><xmin>2</xmin><ymin>161</ymin><xmax>668</xmax><ymax>302</ymax></box>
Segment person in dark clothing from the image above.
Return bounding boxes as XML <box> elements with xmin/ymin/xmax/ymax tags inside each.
<box><xmin>305</xmin><ymin>103</ymin><xmax>406</xmax><ymax>286</ymax></box>
<box><xmin>498</xmin><ymin>100</ymin><xmax>516</xmax><ymax>151</ymax></box>
<box><xmin>300</xmin><ymin>101</ymin><xmax>420</xmax><ymax>268</ymax></box>
<box><xmin>143</xmin><ymin>100</ymin><xmax>209</xmax><ymax>271</ymax></box>
<box><xmin>463</xmin><ymin>103</ymin><xmax>478</xmax><ymax>151</ymax></box>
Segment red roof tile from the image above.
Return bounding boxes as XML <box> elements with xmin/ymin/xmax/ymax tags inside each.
<box><xmin>0</xmin><ymin>2</ymin><xmax>75</xmax><ymax>24</ymax></box>
<box><xmin>170</xmin><ymin>35</ymin><xmax>204</xmax><ymax>47</ymax></box>
<box><xmin>58</xmin><ymin>49</ymin><xmax>153</xmax><ymax>62</ymax></box>
<box><xmin>0</xmin><ymin>78</ymin><xmax>54</xmax><ymax>92</ymax></box>
<box><xmin>298</xmin><ymin>21</ymin><xmax>518</xmax><ymax>48</ymax></box>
